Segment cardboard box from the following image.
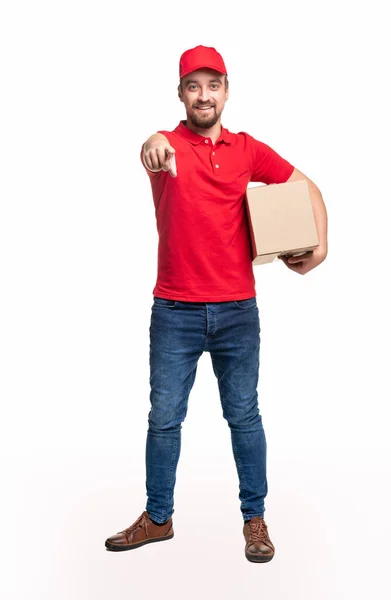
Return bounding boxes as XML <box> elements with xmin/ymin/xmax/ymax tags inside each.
<box><xmin>245</xmin><ymin>179</ymin><xmax>319</xmax><ymax>265</ymax></box>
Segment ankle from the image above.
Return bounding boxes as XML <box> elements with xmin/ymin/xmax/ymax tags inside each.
<box><xmin>149</xmin><ymin>516</ymin><xmax>169</xmax><ymax>526</ymax></box>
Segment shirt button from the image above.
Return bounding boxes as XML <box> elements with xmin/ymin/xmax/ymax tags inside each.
<box><xmin>212</xmin><ymin>152</ymin><xmax>215</xmax><ymax>155</ymax></box>
<box><xmin>215</xmin><ymin>164</ymin><xmax>219</xmax><ymax>168</ymax></box>
<box><xmin>205</xmin><ymin>140</ymin><xmax>209</xmax><ymax>144</ymax></box>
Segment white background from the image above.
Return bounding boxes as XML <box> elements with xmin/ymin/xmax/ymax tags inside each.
<box><xmin>1</xmin><ymin>0</ymin><xmax>390</xmax><ymax>598</ymax></box>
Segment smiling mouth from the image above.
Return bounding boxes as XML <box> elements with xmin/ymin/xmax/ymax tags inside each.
<box><xmin>194</xmin><ymin>105</ymin><xmax>215</xmax><ymax>110</ymax></box>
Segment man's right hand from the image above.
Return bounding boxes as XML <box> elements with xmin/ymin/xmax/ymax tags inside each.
<box><xmin>142</xmin><ymin>134</ymin><xmax>177</xmax><ymax>177</ymax></box>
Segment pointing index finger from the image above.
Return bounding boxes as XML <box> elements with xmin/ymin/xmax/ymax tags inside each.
<box><xmin>169</xmin><ymin>154</ymin><xmax>177</xmax><ymax>178</ymax></box>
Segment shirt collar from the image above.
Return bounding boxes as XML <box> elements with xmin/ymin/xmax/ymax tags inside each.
<box><xmin>174</xmin><ymin>120</ymin><xmax>232</xmax><ymax>145</ymax></box>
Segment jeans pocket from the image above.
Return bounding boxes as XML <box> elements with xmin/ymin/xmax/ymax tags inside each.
<box><xmin>234</xmin><ymin>297</ymin><xmax>257</xmax><ymax>309</ymax></box>
<box><xmin>153</xmin><ymin>297</ymin><xmax>177</xmax><ymax>308</ymax></box>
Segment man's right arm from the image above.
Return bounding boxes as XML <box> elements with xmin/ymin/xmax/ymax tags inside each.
<box><xmin>141</xmin><ymin>133</ymin><xmax>177</xmax><ymax>177</ymax></box>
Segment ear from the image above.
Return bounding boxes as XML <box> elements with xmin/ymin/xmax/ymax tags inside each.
<box><xmin>225</xmin><ymin>87</ymin><xmax>229</xmax><ymax>101</ymax></box>
<box><xmin>178</xmin><ymin>85</ymin><xmax>183</xmax><ymax>103</ymax></box>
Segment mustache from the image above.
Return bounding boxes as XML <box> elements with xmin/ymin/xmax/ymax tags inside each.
<box><xmin>193</xmin><ymin>103</ymin><xmax>216</xmax><ymax>108</ymax></box>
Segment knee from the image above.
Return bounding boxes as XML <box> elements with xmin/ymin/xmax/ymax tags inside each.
<box><xmin>148</xmin><ymin>408</ymin><xmax>186</xmax><ymax>434</ymax></box>
<box><xmin>226</xmin><ymin>411</ymin><xmax>263</xmax><ymax>432</ymax></box>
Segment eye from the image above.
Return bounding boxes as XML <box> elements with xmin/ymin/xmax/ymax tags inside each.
<box><xmin>188</xmin><ymin>84</ymin><xmax>198</xmax><ymax>91</ymax></box>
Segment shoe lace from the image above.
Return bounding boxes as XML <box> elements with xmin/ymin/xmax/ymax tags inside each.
<box><xmin>124</xmin><ymin>513</ymin><xmax>149</xmax><ymax>542</ymax></box>
<box><xmin>249</xmin><ymin>518</ymin><xmax>268</xmax><ymax>542</ymax></box>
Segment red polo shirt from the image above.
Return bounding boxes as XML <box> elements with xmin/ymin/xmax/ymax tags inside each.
<box><xmin>142</xmin><ymin>121</ymin><xmax>294</xmax><ymax>302</ymax></box>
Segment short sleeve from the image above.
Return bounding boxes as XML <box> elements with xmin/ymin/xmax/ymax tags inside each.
<box><xmin>245</xmin><ymin>133</ymin><xmax>295</xmax><ymax>184</ymax></box>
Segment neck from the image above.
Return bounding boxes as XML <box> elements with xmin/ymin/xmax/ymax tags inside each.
<box><xmin>184</xmin><ymin>119</ymin><xmax>222</xmax><ymax>144</ymax></box>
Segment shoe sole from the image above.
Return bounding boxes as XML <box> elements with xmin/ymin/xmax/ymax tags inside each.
<box><xmin>245</xmin><ymin>551</ymin><xmax>274</xmax><ymax>563</ymax></box>
<box><xmin>105</xmin><ymin>532</ymin><xmax>174</xmax><ymax>552</ymax></box>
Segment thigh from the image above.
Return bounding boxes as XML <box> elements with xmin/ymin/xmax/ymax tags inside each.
<box><xmin>149</xmin><ymin>298</ymin><xmax>205</xmax><ymax>427</ymax></box>
<box><xmin>208</xmin><ymin>299</ymin><xmax>261</xmax><ymax>423</ymax></box>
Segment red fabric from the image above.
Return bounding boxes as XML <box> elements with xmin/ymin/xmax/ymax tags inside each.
<box><xmin>141</xmin><ymin>121</ymin><xmax>294</xmax><ymax>302</ymax></box>
<box><xmin>179</xmin><ymin>45</ymin><xmax>227</xmax><ymax>79</ymax></box>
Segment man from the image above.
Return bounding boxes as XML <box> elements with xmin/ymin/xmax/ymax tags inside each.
<box><xmin>105</xmin><ymin>45</ymin><xmax>328</xmax><ymax>562</ymax></box>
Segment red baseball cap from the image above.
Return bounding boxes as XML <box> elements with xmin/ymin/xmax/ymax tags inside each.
<box><xmin>179</xmin><ymin>45</ymin><xmax>227</xmax><ymax>79</ymax></box>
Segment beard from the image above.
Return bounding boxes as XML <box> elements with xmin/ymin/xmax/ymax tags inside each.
<box><xmin>189</xmin><ymin>105</ymin><xmax>220</xmax><ymax>129</ymax></box>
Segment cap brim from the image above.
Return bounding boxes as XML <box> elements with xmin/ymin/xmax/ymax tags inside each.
<box><xmin>180</xmin><ymin>63</ymin><xmax>227</xmax><ymax>78</ymax></box>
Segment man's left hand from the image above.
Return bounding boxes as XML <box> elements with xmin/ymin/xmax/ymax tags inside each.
<box><xmin>278</xmin><ymin>246</ymin><xmax>327</xmax><ymax>275</ymax></box>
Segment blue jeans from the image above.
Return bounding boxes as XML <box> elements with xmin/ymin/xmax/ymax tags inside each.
<box><xmin>146</xmin><ymin>296</ymin><xmax>267</xmax><ymax>523</ymax></box>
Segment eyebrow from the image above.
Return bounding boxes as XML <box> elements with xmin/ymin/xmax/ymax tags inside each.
<box><xmin>184</xmin><ymin>78</ymin><xmax>223</xmax><ymax>85</ymax></box>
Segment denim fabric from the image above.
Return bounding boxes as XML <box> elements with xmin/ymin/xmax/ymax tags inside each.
<box><xmin>145</xmin><ymin>296</ymin><xmax>267</xmax><ymax>523</ymax></box>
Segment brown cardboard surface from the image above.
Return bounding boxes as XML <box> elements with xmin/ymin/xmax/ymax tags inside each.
<box><xmin>245</xmin><ymin>180</ymin><xmax>319</xmax><ymax>265</ymax></box>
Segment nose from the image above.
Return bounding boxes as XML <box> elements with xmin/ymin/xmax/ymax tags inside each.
<box><xmin>198</xmin><ymin>86</ymin><xmax>211</xmax><ymax>103</ymax></box>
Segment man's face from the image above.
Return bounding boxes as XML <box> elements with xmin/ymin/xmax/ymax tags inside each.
<box><xmin>178</xmin><ymin>69</ymin><xmax>229</xmax><ymax>129</ymax></box>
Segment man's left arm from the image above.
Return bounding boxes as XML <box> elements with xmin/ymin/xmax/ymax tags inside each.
<box><xmin>279</xmin><ymin>168</ymin><xmax>328</xmax><ymax>275</ymax></box>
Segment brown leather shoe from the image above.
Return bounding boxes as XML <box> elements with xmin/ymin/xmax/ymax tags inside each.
<box><xmin>105</xmin><ymin>511</ymin><xmax>174</xmax><ymax>552</ymax></box>
<box><xmin>243</xmin><ymin>516</ymin><xmax>275</xmax><ymax>563</ymax></box>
